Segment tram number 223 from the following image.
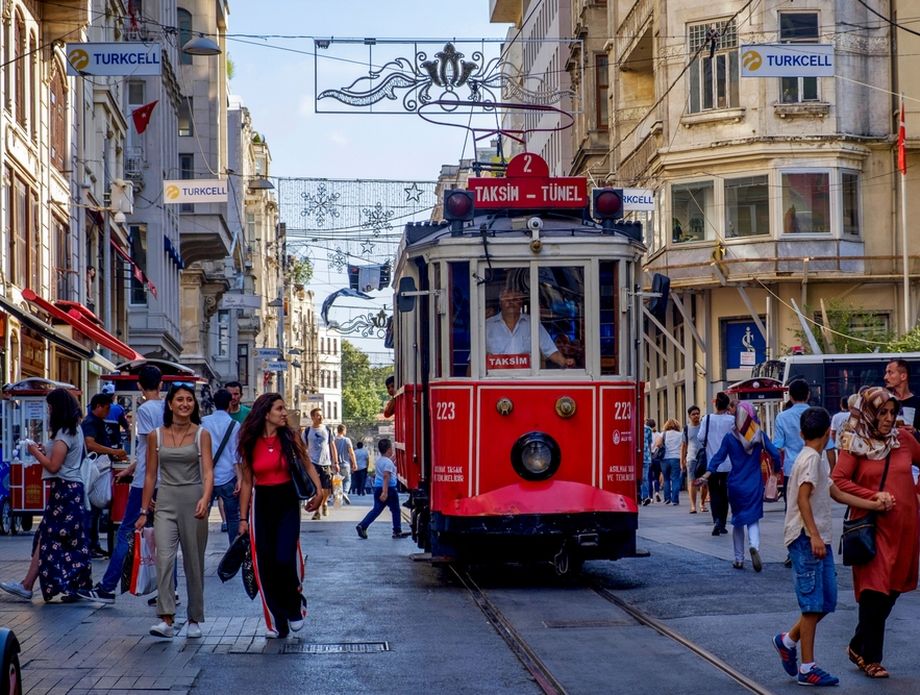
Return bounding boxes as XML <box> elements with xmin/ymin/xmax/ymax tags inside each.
<box><xmin>613</xmin><ymin>401</ymin><xmax>632</xmax><ymax>420</ymax></box>
<box><xmin>436</xmin><ymin>401</ymin><xmax>457</xmax><ymax>421</ymax></box>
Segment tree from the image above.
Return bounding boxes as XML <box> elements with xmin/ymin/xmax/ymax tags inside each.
<box><xmin>885</xmin><ymin>325</ymin><xmax>920</xmax><ymax>352</ymax></box>
<box><xmin>341</xmin><ymin>340</ymin><xmax>391</xmax><ymax>421</ymax></box>
<box><xmin>792</xmin><ymin>299</ymin><xmax>891</xmax><ymax>354</ymax></box>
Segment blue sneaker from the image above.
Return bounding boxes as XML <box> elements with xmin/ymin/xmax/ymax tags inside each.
<box><xmin>797</xmin><ymin>666</ymin><xmax>839</xmax><ymax>687</ymax></box>
<box><xmin>772</xmin><ymin>633</ymin><xmax>798</xmax><ymax>677</ymax></box>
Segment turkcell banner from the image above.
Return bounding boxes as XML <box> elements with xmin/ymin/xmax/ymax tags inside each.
<box><xmin>66</xmin><ymin>43</ymin><xmax>162</xmax><ymax>76</ymax></box>
<box><xmin>740</xmin><ymin>44</ymin><xmax>834</xmax><ymax>77</ymax></box>
<box><xmin>162</xmin><ymin>179</ymin><xmax>228</xmax><ymax>204</ymax></box>
<box><xmin>622</xmin><ymin>188</ymin><xmax>655</xmax><ymax>212</ymax></box>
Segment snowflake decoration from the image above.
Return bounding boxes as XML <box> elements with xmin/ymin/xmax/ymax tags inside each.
<box><xmin>361</xmin><ymin>202</ymin><xmax>395</xmax><ymax>237</ymax></box>
<box><xmin>360</xmin><ymin>239</ymin><xmax>375</xmax><ymax>256</ymax></box>
<box><xmin>404</xmin><ymin>182</ymin><xmax>423</xmax><ymax>203</ymax></box>
<box><xmin>300</xmin><ymin>183</ymin><xmax>341</xmax><ymax>227</ymax></box>
<box><xmin>327</xmin><ymin>246</ymin><xmax>348</xmax><ymax>272</ymax></box>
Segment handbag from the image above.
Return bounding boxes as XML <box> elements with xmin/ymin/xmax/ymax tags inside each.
<box><xmin>87</xmin><ymin>454</ymin><xmax>113</xmax><ymax>509</ymax></box>
<box><xmin>282</xmin><ymin>435</ymin><xmax>316</xmax><ymax>500</ymax></box>
<box><xmin>693</xmin><ymin>415</ymin><xmax>711</xmax><ymax>479</ymax></box>
<box><xmin>839</xmin><ymin>453</ymin><xmax>891</xmax><ymax>567</ymax></box>
<box><xmin>218</xmin><ymin>533</ymin><xmax>249</xmax><ymax>582</ymax></box>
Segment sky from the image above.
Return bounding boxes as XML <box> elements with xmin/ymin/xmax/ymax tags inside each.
<box><xmin>226</xmin><ymin>1</ymin><xmax>511</xmax><ymax>362</ymax></box>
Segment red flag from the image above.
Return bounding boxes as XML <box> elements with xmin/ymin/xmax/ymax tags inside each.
<box><xmin>898</xmin><ymin>96</ymin><xmax>907</xmax><ymax>176</ymax></box>
<box><xmin>131</xmin><ymin>100</ymin><xmax>158</xmax><ymax>134</ymax></box>
<box><xmin>146</xmin><ymin>277</ymin><xmax>158</xmax><ymax>299</ymax></box>
<box><xmin>132</xmin><ymin>264</ymin><xmax>145</xmax><ymax>285</ymax></box>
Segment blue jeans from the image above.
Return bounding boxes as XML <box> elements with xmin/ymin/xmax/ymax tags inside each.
<box><xmin>358</xmin><ymin>487</ymin><xmax>402</xmax><ymax>533</ymax></box>
<box><xmin>662</xmin><ymin>458</ymin><xmax>681</xmax><ymax>504</ymax></box>
<box><xmin>640</xmin><ymin>458</ymin><xmax>650</xmax><ymax>499</ymax></box>
<box><xmin>213</xmin><ymin>478</ymin><xmax>241</xmax><ymax>545</ymax></box>
<box><xmin>338</xmin><ymin>464</ymin><xmax>351</xmax><ymax>497</ymax></box>
<box><xmin>100</xmin><ymin>486</ymin><xmax>143</xmax><ymax>592</ymax></box>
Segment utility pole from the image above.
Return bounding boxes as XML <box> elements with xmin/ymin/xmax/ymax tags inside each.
<box><xmin>277</xmin><ymin>223</ymin><xmax>286</xmax><ymax>399</ymax></box>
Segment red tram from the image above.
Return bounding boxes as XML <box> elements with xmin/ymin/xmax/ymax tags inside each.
<box><xmin>389</xmin><ymin>153</ymin><xmax>646</xmax><ymax>572</ymax></box>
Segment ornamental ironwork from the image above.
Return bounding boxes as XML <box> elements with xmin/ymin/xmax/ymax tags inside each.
<box><xmin>327</xmin><ymin>308</ymin><xmax>390</xmax><ymax>339</ymax></box>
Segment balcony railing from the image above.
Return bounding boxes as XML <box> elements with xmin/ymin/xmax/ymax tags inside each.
<box><xmin>616</xmin><ymin>0</ymin><xmax>653</xmax><ymax>65</ymax></box>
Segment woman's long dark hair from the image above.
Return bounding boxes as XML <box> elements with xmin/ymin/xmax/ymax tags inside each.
<box><xmin>162</xmin><ymin>383</ymin><xmax>201</xmax><ymax>427</ymax></box>
<box><xmin>46</xmin><ymin>388</ymin><xmax>81</xmax><ymax>437</ymax></box>
<box><xmin>237</xmin><ymin>392</ymin><xmax>308</xmax><ymax>470</ymax></box>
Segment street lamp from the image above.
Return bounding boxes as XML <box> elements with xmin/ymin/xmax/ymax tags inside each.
<box><xmin>182</xmin><ymin>34</ymin><xmax>222</xmax><ymax>56</ymax></box>
<box><xmin>248</xmin><ymin>176</ymin><xmax>274</xmax><ymax>191</ymax></box>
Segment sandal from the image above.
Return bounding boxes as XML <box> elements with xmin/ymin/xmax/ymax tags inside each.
<box><xmin>847</xmin><ymin>646</ymin><xmax>866</xmax><ymax>672</ymax></box>
<box><xmin>863</xmin><ymin>663</ymin><xmax>889</xmax><ymax>679</ymax></box>
<box><xmin>701</xmin><ymin>505</ymin><xmax>709</xmax><ymax>513</ymax></box>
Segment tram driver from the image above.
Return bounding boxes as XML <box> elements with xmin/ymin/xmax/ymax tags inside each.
<box><xmin>485</xmin><ymin>288</ymin><xmax>575</xmax><ymax>369</ymax></box>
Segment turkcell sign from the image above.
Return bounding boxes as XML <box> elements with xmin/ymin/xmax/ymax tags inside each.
<box><xmin>740</xmin><ymin>44</ymin><xmax>834</xmax><ymax>78</ymax></box>
<box><xmin>468</xmin><ymin>152</ymin><xmax>587</xmax><ymax>209</ymax></box>
<box><xmin>66</xmin><ymin>42</ymin><xmax>162</xmax><ymax>77</ymax></box>
<box><xmin>162</xmin><ymin>179</ymin><xmax>228</xmax><ymax>204</ymax></box>
<box><xmin>622</xmin><ymin>188</ymin><xmax>655</xmax><ymax>212</ymax></box>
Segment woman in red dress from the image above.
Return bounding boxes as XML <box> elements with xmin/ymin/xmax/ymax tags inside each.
<box><xmin>831</xmin><ymin>387</ymin><xmax>920</xmax><ymax>679</ymax></box>
<box><xmin>237</xmin><ymin>394</ymin><xmax>322</xmax><ymax>638</ymax></box>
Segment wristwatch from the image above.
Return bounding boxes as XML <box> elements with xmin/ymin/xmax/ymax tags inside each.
<box><xmin>139</xmin><ymin>509</ymin><xmax>148</xmax><ymax>516</ymax></box>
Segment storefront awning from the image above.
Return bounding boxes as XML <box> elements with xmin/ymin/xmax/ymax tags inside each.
<box><xmin>22</xmin><ymin>289</ymin><xmax>143</xmax><ymax>361</ymax></box>
<box><xmin>0</xmin><ymin>294</ymin><xmax>94</xmax><ymax>359</ymax></box>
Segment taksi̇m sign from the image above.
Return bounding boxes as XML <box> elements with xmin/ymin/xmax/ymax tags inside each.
<box><xmin>162</xmin><ymin>180</ymin><xmax>228</xmax><ymax>204</ymax></box>
<box><xmin>739</xmin><ymin>44</ymin><xmax>834</xmax><ymax>78</ymax></box>
<box><xmin>66</xmin><ymin>43</ymin><xmax>162</xmax><ymax>77</ymax></box>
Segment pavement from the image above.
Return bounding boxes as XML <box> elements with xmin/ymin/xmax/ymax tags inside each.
<box><xmin>1</xmin><ymin>492</ymin><xmax>919</xmax><ymax>694</ymax></box>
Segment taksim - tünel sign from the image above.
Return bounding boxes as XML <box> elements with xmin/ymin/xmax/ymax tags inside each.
<box><xmin>739</xmin><ymin>44</ymin><xmax>835</xmax><ymax>78</ymax></box>
<box><xmin>66</xmin><ymin>42</ymin><xmax>162</xmax><ymax>77</ymax></box>
<box><xmin>162</xmin><ymin>179</ymin><xmax>229</xmax><ymax>204</ymax></box>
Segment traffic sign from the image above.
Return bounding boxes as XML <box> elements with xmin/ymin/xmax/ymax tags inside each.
<box><xmin>257</xmin><ymin>348</ymin><xmax>282</xmax><ymax>360</ymax></box>
<box><xmin>267</xmin><ymin>361</ymin><xmax>288</xmax><ymax>371</ymax></box>
<box><xmin>468</xmin><ymin>153</ymin><xmax>587</xmax><ymax>209</ymax></box>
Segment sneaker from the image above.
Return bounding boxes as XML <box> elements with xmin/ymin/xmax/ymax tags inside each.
<box><xmin>90</xmin><ymin>548</ymin><xmax>108</xmax><ymax>559</ymax></box>
<box><xmin>186</xmin><ymin>622</ymin><xmax>202</xmax><ymax>639</ymax></box>
<box><xmin>719</xmin><ymin>527</ymin><xmax>729</xmax><ymax>535</ymax></box>
<box><xmin>750</xmin><ymin>547</ymin><xmax>763</xmax><ymax>573</ymax></box>
<box><xmin>321</xmin><ymin>504</ymin><xmax>328</xmax><ymax>517</ymax></box>
<box><xmin>0</xmin><ymin>581</ymin><xmax>33</xmax><ymax>601</ymax></box>
<box><xmin>773</xmin><ymin>633</ymin><xmax>799</xmax><ymax>677</ymax></box>
<box><xmin>642</xmin><ymin>497</ymin><xmax>651</xmax><ymax>506</ymax></box>
<box><xmin>290</xmin><ymin>619</ymin><xmax>304</xmax><ymax>632</ymax></box>
<box><xmin>732</xmin><ymin>561</ymin><xmax>744</xmax><ymax>570</ymax></box>
<box><xmin>220</xmin><ymin>522</ymin><xmax>228</xmax><ymax>533</ymax></box>
<box><xmin>664</xmin><ymin>500</ymin><xmax>671</xmax><ymax>505</ymax></box>
<box><xmin>150</xmin><ymin>621</ymin><xmax>175</xmax><ymax>638</ymax></box>
<box><xmin>784</xmin><ymin>555</ymin><xmax>793</xmax><ymax>569</ymax></box>
<box><xmin>265</xmin><ymin>628</ymin><xmax>281</xmax><ymax>639</ymax></box>
<box><xmin>712</xmin><ymin>526</ymin><xmax>721</xmax><ymax>536</ymax></box>
<box><xmin>392</xmin><ymin>531</ymin><xmax>411</xmax><ymax>539</ymax></box>
<box><xmin>654</xmin><ymin>492</ymin><xmax>662</xmax><ymax>503</ymax></box>
<box><xmin>60</xmin><ymin>593</ymin><xmax>81</xmax><ymax>603</ymax></box>
<box><xmin>311</xmin><ymin>511</ymin><xmax>321</xmax><ymax>521</ymax></box>
<box><xmin>797</xmin><ymin>666</ymin><xmax>839</xmax><ymax>687</ymax></box>
<box><xmin>77</xmin><ymin>586</ymin><xmax>115</xmax><ymax>604</ymax></box>
<box><xmin>356</xmin><ymin>524</ymin><xmax>368</xmax><ymax>539</ymax></box>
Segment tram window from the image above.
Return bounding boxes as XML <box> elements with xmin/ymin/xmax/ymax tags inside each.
<box><xmin>537</xmin><ymin>266</ymin><xmax>585</xmax><ymax>370</ymax></box>
<box><xmin>433</xmin><ymin>265</ymin><xmax>443</xmax><ymax>379</ymax></box>
<box><xmin>599</xmin><ymin>261</ymin><xmax>618</xmax><ymax>374</ymax></box>
<box><xmin>449</xmin><ymin>262</ymin><xmax>471</xmax><ymax>377</ymax></box>
<box><xmin>484</xmin><ymin>267</ymin><xmax>536</xmax><ymax>372</ymax></box>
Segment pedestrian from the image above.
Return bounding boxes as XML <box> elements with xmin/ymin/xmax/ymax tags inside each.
<box><xmin>333</xmin><ymin>424</ymin><xmax>356</xmax><ymax>505</ymax></box>
<box><xmin>831</xmin><ymin>387</ymin><xmax>920</xmax><ymax>679</ymax></box>
<box><xmin>640</xmin><ymin>419</ymin><xmax>653</xmax><ymax>505</ymax></box>
<box><xmin>225</xmin><ymin>380</ymin><xmax>251</xmax><ymax>424</ymax></box>
<box><xmin>646</xmin><ymin>419</ymin><xmax>662</xmax><ymax>503</ymax></box>
<box><xmin>830</xmin><ymin>396</ymin><xmax>849</xmax><ymax>451</ymax></box>
<box><xmin>681</xmin><ymin>405</ymin><xmax>707</xmax><ymax>514</ymax></box>
<box><xmin>201</xmin><ymin>389</ymin><xmax>241</xmax><ymax>545</ymax></box>
<box><xmin>237</xmin><ymin>393</ymin><xmax>322</xmax><ymax>639</ymax></box>
<box><xmin>352</xmin><ymin>441</ymin><xmax>369</xmax><ymax>495</ymax></box>
<box><xmin>883</xmin><ymin>359</ymin><xmax>920</xmax><ymax>428</ymax></box>
<box><xmin>772</xmin><ymin>406</ymin><xmax>890</xmax><ymax>686</ymax></box>
<box><xmin>136</xmin><ymin>384</ymin><xmax>214</xmax><ymax>639</ymax></box>
<box><xmin>355</xmin><ymin>439</ymin><xmax>411</xmax><ymax>539</ymax></box>
<box><xmin>655</xmin><ymin>419</ymin><xmax>683</xmax><ymax>505</ymax></box>
<box><xmin>304</xmin><ymin>408</ymin><xmax>337</xmax><ymax>519</ymax></box>
<box><xmin>698</xmin><ymin>401</ymin><xmax>780</xmax><ymax>570</ymax></box>
<box><xmin>383</xmin><ymin>375</ymin><xmax>396</xmax><ymax>418</ymax></box>
<box><xmin>78</xmin><ymin>366</ymin><xmax>164</xmax><ymax>604</ymax></box>
<box><xmin>773</xmin><ymin>379</ymin><xmax>811</xmax><ymax>510</ymax></box>
<box><xmin>82</xmin><ymin>392</ymin><xmax>128</xmax><ymax>557</ymax></box>
<box><xmin>0</xmin><ymin>389</ymin><xmax>91</xmax><ymax>603</ymax></box>
<box><xmin>698</xmin><ymin>392</ymin><xmax>735</xmax><ymax>536</ymax></box>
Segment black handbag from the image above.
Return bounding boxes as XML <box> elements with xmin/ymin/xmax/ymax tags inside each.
<box><xmin>282</xmin><ymin>436</ymin><xmax>316</xmax><ymax>500</ymax></box>
<box><xmin>692</xmin><ymin>415</ymin><xmax>711</xmax><ymax>479</ymax></box>
<box><xmin>218</xmin><ymin>533</ymin><xmax>248</xmax><ymax>582</ymax></box>
<box><xmin>839</xmin><ymin>453</ymin><xmax>890</xmax><ymax>567</ymax></box>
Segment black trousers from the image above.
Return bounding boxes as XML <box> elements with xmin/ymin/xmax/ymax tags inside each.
<box><xmin>850</xmin><ymin>590</ymin><xmax>900</xmax><ymax>664</ymax></box>
<box><xmin>351</xmin><ymin>469</ymin><xmax>368</xmax><ymax>495</ymax></box>
<box><xmin>253</xmin><ymin>482</ymin><xmax>303</xmax><ymax>634</ymax></box>
<box><xmin>708</xmin><ymin>472</ymin><xmax>729</xmax><ymax>530</ymax></box>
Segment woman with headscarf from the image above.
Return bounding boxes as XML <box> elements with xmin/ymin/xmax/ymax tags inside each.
<box><xmin>697</xmin><ymin>401</ymin><xmax>781</xmax><ymax>571</ymax></box>
<box><xmin>831</xmin><ymin>387</ymin><xmax>920</xmax><ymax>679</ymax></box>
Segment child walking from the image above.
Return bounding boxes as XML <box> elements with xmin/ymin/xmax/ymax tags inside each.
<box><xmin>772</xmin><ymin>407</ymin><xmax>893</xmax><ymax>686</ymax></box>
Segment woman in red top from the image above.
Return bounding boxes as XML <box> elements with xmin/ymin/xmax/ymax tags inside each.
<box><xmin>237</xmin><ymin>393</ymin><xmax>321</xmax><ymax>638</ymax></box>
<box><xmin>831</xmin><ymin>387</ymin><xmax>920</xmax><ymax>679</ymax></box>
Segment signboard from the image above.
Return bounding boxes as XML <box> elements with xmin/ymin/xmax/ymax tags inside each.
<box><xmin>256</xmin><ymin>348</ymin><xmax>282</xmax><ymax>360</ymax></box>
<box><xmin>622</xmin><ymin>188</ymin><xmax>655</xmax><ymax>212</ymax></box>
<box><xmin>221</xmin><ymin>294</ymin><xmax>262</xmax><ymax>309</ymax></box>
<box><xmin>722</xmin><ymin>319</ymin><xmax>766</xmax><ymax>372</ymax></box>
<box><xmin>740</xmin><ymin>44</ymin><xmax>834</xmax><ymax>78</ymax></box>
<box><xmin>66</xmin><ymin>42</ymin><xmax>162</xmax><ymax>76</ymax></box>
<box><xmin>468</xmin><ymin>153</ymin><xmax>587</xmax><ymax>209</ymax></box>
<box><xmin>267</xmin><ymin>360</ymin><xmax>288</xmax><ymax>371</ymax></box>
<box><xmin>162</xmin><ymin>179</ymin><xmax>228</xmax><ymax>204</ymax></box>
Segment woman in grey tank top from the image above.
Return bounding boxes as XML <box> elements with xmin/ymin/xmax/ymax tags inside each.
<box><xmin>136</xmin><ymin>384</ymin><xmax>214</xmax><ymax>639</ymax></box>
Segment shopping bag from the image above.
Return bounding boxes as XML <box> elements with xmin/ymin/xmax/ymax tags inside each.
<box><xmin>763</xmin><ymin>473</ymin><xmax>780</xmax><ymax>502</ymax></box>
<box><xmin>88</xmin><ymin>456</ymin><xmax>113</xmax><ymax>509</ymax></box>
<box><xmin>332</xmin><ymin>473</ymin><xmax>344</xmax><ymax>508</ymax></box>
<box><xmin>129</xmin><ymin>528</ymin><xmax>158</xmax><ymax>596</ymax></box>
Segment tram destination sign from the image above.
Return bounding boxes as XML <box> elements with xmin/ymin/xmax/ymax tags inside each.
<box><xmin>468</xmin><ymin>153</ymin><xmax>587</xmax><ymax>209</ymax></box>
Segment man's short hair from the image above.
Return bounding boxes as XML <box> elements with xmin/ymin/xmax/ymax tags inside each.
<box><xmin>385</xmin><ymin>375</ymin><xmax>395</xmax><ymax>388</ymax></box>
<box><xmin>213</xmin><ymin>389</ymin><xmax>232</xmax><ymax>411</ymax></box>
<box><xmin>138</xmin><ymin>365</ymin><xmax>162</xmax><ymax>391</ymax></box>
<box><xmin>715</xmin><ymin>392</ymin><xmax>730</xmax><ymax>411</ymax></box>
<box><xmin>90</xmin><ymin>393</ymin><xmax>113</xmax><ymax>411</ymax></box>
<box><xmin>378</xmin><ymin>438</ymin><xmax>391</xmax><ymax>455</ymax></box>
<box><xmin>336</xmin><ymin>424</ymin><xmax>346</xmax><ymax>434</ymax></box>
<box><xmin>356</xmin><ymin>441</ymin><xmax>364</xmax><ymax>449</ymax></box>
<box><xmin>687</xmin><ymin>405</ymin><xmax>700</xmax><ymax>415</ymax></box>
<box><xmin>788</xmin><ymin>379</ymin><xmax>810</xmax><ymax>403</ymax></box>
<box><xmin>645</xmin><ymin>418</ymin><xmax>656</xmax><ymax>429</ymax></box>
<box><xmin>888</xmin><ymin>359</ymin><xmax>910</xmax><ymax>378</ymax></box>
<box><xmin>310</xmin><ymin>407</ymin><xmax>322</xmax><ymax>417</ymax></box>
<box><xmin>224</xmin><ymin>380</ymin><xmax>243</xmax><ymax>391</ymax></box>
<box><xmin>801</xmin><ymin>406</ymin><xmax>831</xmax><ymax>441</ymax></box>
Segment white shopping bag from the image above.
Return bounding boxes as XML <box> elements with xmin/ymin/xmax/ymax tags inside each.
<box><xmin>129</xmin><ymin>528</ymin><xmax>158</xmax><ymax>596</ymax></box>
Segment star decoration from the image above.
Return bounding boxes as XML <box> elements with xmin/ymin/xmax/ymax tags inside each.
<box><xmin>404</xmin><ymin>182</ymin><xmax>423</xmax><ymax>203</ymax></box>
<box><xmin>360</xmin><ymin>240</ymin><xmax>375</xmax><ymax>255</ymax></box>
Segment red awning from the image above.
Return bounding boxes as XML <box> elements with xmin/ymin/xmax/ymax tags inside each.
<box><xmin>111</xmin><ymin>238</ymin><xmax>158</xmax><ymax>298</ymax></box>
<box><xmin>54</xmin><ymin>300</ymin><xmax>102</xmax><ymax>325</ymax></box>
<box><xmin>22</xmin><ymin>289</ymin><xmax>143</xmax><ymax>361</ymax></box>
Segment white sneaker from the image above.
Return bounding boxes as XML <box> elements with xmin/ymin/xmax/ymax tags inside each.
<box><xmin>186</xmin><ymin>622</ymin><xmax>202</xmax><ymax>639</ymax></box>
<box><xmin>0</xmin><ymin>581</ymin><xmax>33</xmax><ymax>600</ymax></box>
<box><xmin>149</xmin><ymin>621</ymin><xmax>175</xmax><ymax>638</ymax></box>
<box><xmin>289</xmin><ymin>619</ymin><xmax>304</xmax><ymax>632</ymax></box>
<box><xmin>265</xmin><ymin>628</ymin><xmax>280</xmax><ymax>639</ymax></box>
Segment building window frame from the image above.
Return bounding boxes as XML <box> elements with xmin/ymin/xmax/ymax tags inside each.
<box><xmin>50</xmin><ymin>61</ymin><xmax>67</xmax><ymax>172</ymax></box>
<box><xmin>179</xmin><ymin>153</ymin><xmax>194</xmax><ymax>213</ymax></box>
<box><xmin>778</xmin><ymin>11</ymin><xmax>820</xmax><ymax>104</ymax></box>
<box><xmin>840</xmin><ymin>170</ymin><xmax>861</xmax><ymax>238</ymax></box>
<box><xmin>779</xmin><ymin>169</ymin><xmax>832</xmax><ymax>235</ymax></box>
<box><xmin>217</xmin><ymin>309</ymin><xmax>230</xmax><ymax>358</ymax></box>
<box><xmin>670</xmin><ymin>178</ymin><xmax>717</xmax><ymax>243</ymax></box>
<box><xmin>178</xmin><ymin>97</ymin><xmax>193</xmax><ymax>137</ymax></box>
<box><xmin>687</xmin><ymin>19</ymin><xmax>739</xmax><ymax>114</ymax></box>
<box><xmin>724</xmin><ymin>175</ymin><xmax>770</xmax><ymax>239</ymax></box>
<box><xmin>177</xmin><ymin>9</ymin><xmax>193</xmax><ymax>65</ymax></box>
<box><xmin>238</xmin><ymin>343</ymin><xmax>250</xmax><ymax>386</ymax></box>
<box><xmin>594</xmin><ymin>53</ymin><xmax>609</xmax><ymax>130</ymax></box>
<box><xmin>129</xmin><ymin>224</ymin><xmax>148</xmax><ymax>305</ymax></box>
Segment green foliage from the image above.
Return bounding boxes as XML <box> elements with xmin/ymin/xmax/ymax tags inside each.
<box><xmin>341</xmin><ymin>340</ymin><xmax>392</xmax><ymax>422</ymax></box>
<box><xmin>227</xmin><ymin>54</ymin><xmax>235</xmax><ymax>80</ymax></box>
<box><xmin>289</xmin><ymin>256</ymin><xmax>313</xmax><ymax>287</ymax></box>
<box><xmin>885</xmin><ymin>325</ymin><xmax>920</xmax><ymax>352</ymax></box>
<box><xmin>791</xmin><ymin>299</ymin><xmax>892</xmax><ymax>354</ymax></box>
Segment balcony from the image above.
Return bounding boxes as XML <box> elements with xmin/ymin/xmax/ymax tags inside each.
<box><xmin>125</xmin><ymin>147</ymin><xmax>146</xmax><ymax>190</ymax></box>
<box><xmin>616</xmin><ymin>0</ymin><xmax>653</xmax><ymax>66</ymax></box>
<box><xmin>490</xmin><ymin>0</ymin><xmax>522</xmax><ymax>24</ymax></box>
<box><xmin>41</xmin><ymin>1</ymin><xmax>90</xmax><ymax>38</ymax></box>
<box><xmin>179</xmin><ymin>212</ymin><xmax>233</xmax><ymax>265</ymax></box>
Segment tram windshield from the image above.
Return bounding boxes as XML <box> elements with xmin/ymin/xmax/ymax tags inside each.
<box><xmin>483</xmin><ymin>266</ymin><xmax>585</xmax><ymax>373</ymax></box>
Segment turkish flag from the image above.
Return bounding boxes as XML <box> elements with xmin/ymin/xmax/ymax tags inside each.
<box><xmin>131</xmin><ymin>100</ymin><xmax>158</xmax><ymax>134</ymax></box>
<box><xmin>898</xmin><ymin>96</ymin><xmax>907</xmax><ymax>176</ymax></box>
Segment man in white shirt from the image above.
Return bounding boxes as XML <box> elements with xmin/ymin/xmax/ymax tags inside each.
<box><xmin>485</xmin><ymin>288</ymin><xmax>573</xmax><ymax>370</ymax></box>
<box><xmin>201</xmin><ymin>389</ymin><xmax>240</xmax><ymax>545</ymax></box>
<box><xmin>698</xmin><ymin>391</ymin><xmax>735</xmax><ymax>536</ymax></box>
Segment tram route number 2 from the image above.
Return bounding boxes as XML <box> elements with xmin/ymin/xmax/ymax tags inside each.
<box><xmin>436</xmin><ymin>401</ymin><xmax>456</xmax><ymax>420</ymax></box>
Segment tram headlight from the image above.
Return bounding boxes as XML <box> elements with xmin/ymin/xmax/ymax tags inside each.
<box><xmin>511</xmin><ymin>432</ymin><xmax>561</xmax><ymax>481</ymax></box>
